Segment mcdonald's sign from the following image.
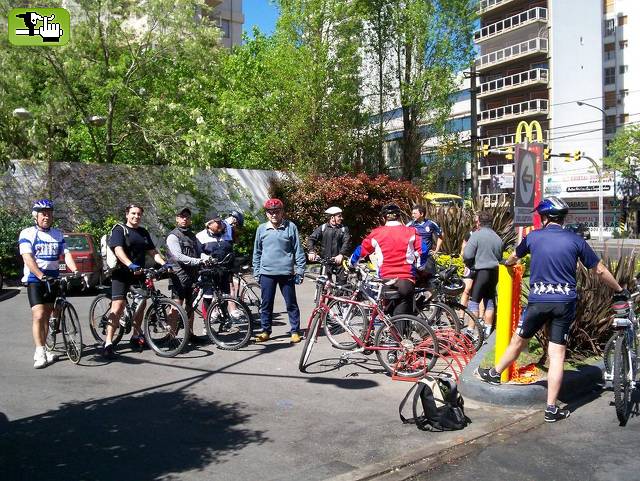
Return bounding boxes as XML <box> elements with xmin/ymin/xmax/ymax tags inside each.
<box><xmin>515</xmin><ymin>120</ymin><xmax>544</xmax><ymax>144</ymax></box>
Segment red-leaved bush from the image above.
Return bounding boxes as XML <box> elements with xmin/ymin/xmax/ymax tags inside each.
<box><xmin>268</xmin><ymin>173</ymin><xmax>421</xmax><ymax>245</ymax></box>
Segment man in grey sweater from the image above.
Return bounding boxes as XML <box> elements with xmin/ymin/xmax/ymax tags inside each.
<box><xmin>463</xmin><ymin>211</ymin><xmax>503</xmax><ymax>336</ymax></box>
<box><xmin>253</xmin><ymin>198</ymin><xmax>306</xmax><ymax>343</ymax></box>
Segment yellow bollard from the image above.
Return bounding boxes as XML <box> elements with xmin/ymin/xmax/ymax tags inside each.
<box><xmin>495</xmin><ymin>264</ymin><xmax>513</xmax><ymax>383</ymax></box>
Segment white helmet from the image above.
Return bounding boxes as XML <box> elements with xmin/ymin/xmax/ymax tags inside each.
<box><xmin>325</xmin><ymin>206</ymin><xmax>343</xmax><ymax>216</ymax></box>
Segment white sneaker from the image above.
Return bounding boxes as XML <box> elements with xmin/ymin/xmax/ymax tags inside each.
<box><xmin>45</xmin><ymin>350</ymin><xmax>59</xmax><ymax>365</ymax></box>
<box><xmin>33</xmin><ymin>349</ymin><xmax>47</xmax><ymax>369</ymax></box>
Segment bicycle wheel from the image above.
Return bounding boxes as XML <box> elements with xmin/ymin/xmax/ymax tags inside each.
<box><xmin>206</xmin><ymin>296</ymin><xmax>252</xmax><ymax>350</ymax></box>
<box><xmin>144</xmin><ymin>298</ymin><xmax>190</xmax><ymax>357</ymax></box>
<box><xmin>418</xmin><ymin>301</ymin><xmax>460</xmax><ymax>332</ymax></box>
<box><xmin>299</xmin><ymin>311</ymin><xmax>322</xmax><ymax>372</ymax></box>
<box><xmin>88</xmin><ymin>294</ymin><xmax>125</xmax><ymax>346</ymax></box>
<box><xmin>374</xmin><ymin>314</ymin><xmax>439</xmax><ymax>378</ymax></box>
<box><xmin>613</xmin><ymin>332</ymin><xmax>632</xmax><ymax>425</ymax></box>
<box><xmin>323</xmin><ymin>299</ymin><xmax>365</xmax><ymax>350</ymax></box>
<box><xmin>603</xmin><ymin>333</ymin><xmax>617</xmax><ymax>379</ymax></box>
<box><xmin>239</xmin><ymin>282</ymin><xmax>261</xmax><ymax>323</ymax></box>
<box><xmin>61</xmin><ymin>303</ymin><xmax>83</xmax><ymax>364</ymax></box>
<box><xmin>450</xmin><ymin>302</ymin><xmax>484</xmax><ymax>351</ymax></box>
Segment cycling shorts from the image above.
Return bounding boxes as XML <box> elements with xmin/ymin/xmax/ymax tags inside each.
<box><xmin>111</xmin><ymin>269</ymin><xmax>141</xmax><ymax>301</ymax></box>
<box><xmin>516</xmin><ymin>301</ymin><xmax>576</xmax><ymax>345</ymax></box>
<box><xmin>27</xmin><ymin>282</ymin><xmax>57</xmax><ymax>308</ymax></box>
<box><xmin>470</xmin><ymin>268</ymin><xmax>498</xmax><ymax>304</ymax></box>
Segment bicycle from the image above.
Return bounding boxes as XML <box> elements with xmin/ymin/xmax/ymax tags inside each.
<box><xmin>231</xmin><ymin>264</ymin><xmax>261</xmax><ymax>317</ymax></box>
<box><xmin>45</xmin><ymin>272</ymin><xmax>85</xmax><ymax>364</ymax></box>
<box><xmin>191</xmin><ymin>257</ymin><xmax>253</xmax><ymax>350</ymax></box>
<box><xmin>308</xmin><ymin>257</ymin><xmax>344</xmax><ymax>306</ymax></box>
<box><xmin>88</xmin><ymin>265</ymin><xmax>190</xmax><ymax>357</ymax></box>
<box><xmin>299</xmin><ymin>269</ymin><xmax>439</xmax><ymax>378</ymax></box>
<box><xmin>606</xmin><ymin>293</ymin><xmax>639</xmax><ymax>425</ymax></box>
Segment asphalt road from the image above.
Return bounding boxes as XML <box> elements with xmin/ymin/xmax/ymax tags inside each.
<box><xmin>0</xmin><ymin>280</ymin><xmax>537</xmax><ymax>481</ymax></box>
<box><xmin>417</xmin><ymin>388</ymin><xmax>640</xmax><ymax>481</ymax></box>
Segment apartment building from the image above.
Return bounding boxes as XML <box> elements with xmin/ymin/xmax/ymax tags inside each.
<box><xmin>474</xmin><ymin>0</ymin><xmax>637</xmax><ymax>234</ymax></box>
<box><xmin>206</xmin><ymin>0</ymin><xmax>244</xmax><ymax>48</ymax></box>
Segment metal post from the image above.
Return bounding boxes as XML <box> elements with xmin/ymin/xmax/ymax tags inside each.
<box><xmin>470</xmin><ymin>65</ymin><xmax>479</xmax><ymax>203</ymax></box>
<box><xmin>584</xmin><ymin>155</ymin><xmax>603</xmax><ymax>241</ymax></box>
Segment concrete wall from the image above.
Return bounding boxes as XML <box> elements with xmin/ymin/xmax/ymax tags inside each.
<box><xmin>0</xmin><ymin>160</ymin><xmax>281</xmax><ymax>244</ymax></box>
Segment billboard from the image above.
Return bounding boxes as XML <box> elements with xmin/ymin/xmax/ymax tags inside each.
<box><xmin>513</xmin><ymin>143</ymin><xmax>544</xmax><ymax>227</ymax></box>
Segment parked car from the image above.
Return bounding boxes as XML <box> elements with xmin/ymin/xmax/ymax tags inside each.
<box><xmin>59</xmin><ymin>232</ymin><xmax>103</xmax><ymax>288</ymax></box>
<box><xmin>564</xmin><ymin>223</ymin><xmax>591</xmax><ymax>240</ymax></box>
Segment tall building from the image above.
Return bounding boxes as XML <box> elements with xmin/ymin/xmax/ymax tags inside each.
<box><xmin>206</xmin><ymin>0</ymin><xmax>244</xmax><ymax>48</ymax></box>
<box><xmin>474</xmin><ymin>0</ymin><xmax>638</xmax><ymax>235</ymax></box>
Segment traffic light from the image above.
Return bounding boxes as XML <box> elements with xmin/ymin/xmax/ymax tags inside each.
<box><xmin>505</xmin><ymin>146</ymin><xmax>514</xmax><ymax>160</ymax></box>
<box><xmin>481</xmin><ymin>144</ymin><xmax>489</xmax><ymax>157</ymax></box>
<box><xmin>573</xmin><ymin>150</ymin><xmax>582</xmax><ymax>161</ymax></box>
<box><xmin>544</xmin><ymin>148</ymin><xmax>551</xmax><ymax>160</ymax></box>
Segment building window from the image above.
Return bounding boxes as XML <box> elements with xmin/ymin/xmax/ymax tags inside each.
<box><xmin>604</xmin><ymin>67</ymin><xmax>616</xmax><ymax>84</ymax></box>
<box><xmin>619</xmin><ymin>65</ymin><xmax>628</xmax><ymax>74</ymax></box>
<box><xmin>619</xmin><ymin>89</ymin><xmax>629</xmax><ymax>99</ymax></box>
<box><xmin>604</xmin><ymin>42</ymin><xmax>615</xmax><ymax>61</ymax></box>
<box><xmin>605</xmin><ymin>91</ymin><xmax>617</xmax><ymax>109</ymax></box>
<box><xmin>605</xmin><ymin>115</ymin><xmax>617</xmax><ymax>134</ymax></box>
<box><xmin>218</xmin><ymin>19</ymin><xmax>230</xmax><ymax>38</ymax></box>
<box><xmin>619</xmin><ymin>40</ymin><xmax>628</xmax><ymax>49</ymax></box>
<box><xmin>618</xmin><ymin>15</ymin><xmax>628</xmax><ymax>26</ymax></box>
<box><xmin>605</xmin><ymin>18</ymin><xmax>616</xmax><ymax>36</ymax></box>
<box><xmin>619</xmin><ymin>113</ymin><xmax>629</xmax><ymax>125</ymax></box>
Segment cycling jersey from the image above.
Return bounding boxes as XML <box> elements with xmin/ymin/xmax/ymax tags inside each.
<box><xmin>18</xmin><ymin>226</ymin><xmax>68</xmax><ymax>283</ymax></box>
<box><xmin>515</xmin><ymin>224</ymin><xmax>599</xmax><ymax>303</ymax></box>
<box><xmin>350</xmin><ymin>222</ymin><xmax>422</xmax><ymax>279</ymax></box>
<box><xmin>407</xmin><ymin>219</ymin><xmax>441</xmax><ymax>263</ymax></box>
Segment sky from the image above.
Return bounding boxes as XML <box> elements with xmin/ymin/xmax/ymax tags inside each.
<box><xmin>243</xmin><ymin>0</ymin><xmax>280</xmax><ymax>38</ymax></box>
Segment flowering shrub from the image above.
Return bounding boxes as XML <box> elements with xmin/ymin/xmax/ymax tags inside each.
<box><xmin>268</xmin><ymin>173</ymin><xmax>421</xmax><ymax>244</ymax></box>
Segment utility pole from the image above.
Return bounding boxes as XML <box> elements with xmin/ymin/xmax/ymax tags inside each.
<box><xmin>467</xmin><ymin>65</ymin><xmax>479</xmax><ymax>204</ymax></box>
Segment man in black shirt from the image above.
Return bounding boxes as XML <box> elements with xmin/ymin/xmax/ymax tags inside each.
<box><xmin>307</xmin><ymin>206</ymin><xmax>351</xmax><ymax>284</ymax></box>
<box><xmin>103</xmin><ymin>203</ymin><xmax>167</xmax><ymax>359</ymax></box>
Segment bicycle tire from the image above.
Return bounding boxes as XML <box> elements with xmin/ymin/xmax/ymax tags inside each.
<box><xmin>239</xmin><ymin>282</ymin><xmax>261</xmax><ymax>323</ymax></box>
<box><xmin>613</xmin><ymin>331</ymin><xmax>632</xmax><ymax>425</ymax></box>
<box><xmin>374</xmin><ymin>314</ymin><xmax>439</xmax><ymax>378</ymax></box>
<box><xmin>323</xmin><ymin>299</ymin><xmax>365</xmax><ymax>350</ymax></box>
<box><xmin>417</xmin><ymin>301</ymin><xmax>460</xmax><ymax>332</ymax></box>
<box><xmin>61</xmin><ymin>303</ymin><xmax>83</xmax><ymax>364</ymax></box>
<box><xmin>299</xmin><ymin>310</ymin><xmax>322</xmax><ymax>372</ymax></box>
<box><xmin>144</xmin><ymin>298</ymin><xmax>190</xmax><ymax>357</ymax></box>
<box><xmin>449</xmin><ymin>302</ymin><xmax>484</xmax><ymax>351</ymax></box>
<box><xmin>88</xmin><ymin>294</ymin><xmax>125</xmax><ymax>346</ymax></box>
<box><xmin>206</xmin><ymin>296</ymin><xmax>252</xmax><ymax>350</ymax></box>
<box><xmin>603</xmin><ymin>333</ymin><xmax>616</xmax><ymax>378</ymax></box>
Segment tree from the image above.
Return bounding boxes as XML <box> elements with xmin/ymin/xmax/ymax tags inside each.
<box><xmin>605</xmin><ymin>124</ymin><xmax>640</xmax><ymax>199</ymax></box>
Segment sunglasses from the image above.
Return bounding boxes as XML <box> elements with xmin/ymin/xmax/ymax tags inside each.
<box><xmin>266</xmin><ymin>209</ymin><xmax>283</xmax><ymax>214</ymax></box>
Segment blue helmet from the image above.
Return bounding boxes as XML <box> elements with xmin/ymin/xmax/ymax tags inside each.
<box><xmin>230</xmin><ymin>210</ymin><xmax>244</xmax><ymax>227</ymax></box>
<box><xmin>32</xmin><ymin>199</ymin><xmax>54</xmax><ymax>212</ymax></box>
<box><xmin>534</xmin><ymin>196</ymin><xmax>569</xmax><ymax>218</ymax></box>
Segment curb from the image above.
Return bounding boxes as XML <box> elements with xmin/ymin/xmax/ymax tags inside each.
<box><xmin>459</xmin><ymin>333</ymin><xmax>604</xmax><ymax>407</ymax></box>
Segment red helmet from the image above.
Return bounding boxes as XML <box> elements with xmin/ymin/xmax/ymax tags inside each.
<box><xmin>264</xmin><ymin>198</ymin><xmax>284</xmax><ymax>210</ymax></box>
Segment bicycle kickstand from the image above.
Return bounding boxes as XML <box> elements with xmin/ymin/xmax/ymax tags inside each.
<box><xmin>339</xmin><ymin>347</ymin><xmax>364</xmax><ymax>365</ymax></box>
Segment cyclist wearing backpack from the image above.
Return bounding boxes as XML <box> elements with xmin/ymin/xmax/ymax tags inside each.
<box><xmin>166</xmin><ymin>207</ymin><xmax>204</xmax><ymax>342</ymax></box>
<box><xmin>307</xmin><ymin>206</ymin><xmax>351</xmax><ymax>285</ymax></box>
<box><xmin>19</xmin><ymin>199</ymin><xmax>79</xmax><ymax>369</ymax></box>
<box><xmin>479</xmin><ymin>197</ymin><xmax>627</xmax><ymax>422</ymax></box>
<box><xmin>102</xmin><ymin>203</ymin><xmax>167</xmax><ymax>360</ymax></box>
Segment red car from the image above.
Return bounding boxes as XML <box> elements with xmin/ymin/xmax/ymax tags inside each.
<box><xmin>59</xmin><ymin>232</ymin><xmax>104</xmax><ymax>288</ymax></box>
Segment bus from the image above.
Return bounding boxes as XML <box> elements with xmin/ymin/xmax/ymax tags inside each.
<box><xmin>423</xmin><ymin>193</ymin><xmax>465</xmax><ymax>208</ymax></box>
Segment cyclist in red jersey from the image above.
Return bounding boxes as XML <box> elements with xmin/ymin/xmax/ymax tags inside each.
<box><xmin>349</xmin><ymin>204</ymin><xmax>423</xmax><ymax>315</ymax></box>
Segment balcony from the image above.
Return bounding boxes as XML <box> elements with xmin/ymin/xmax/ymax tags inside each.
<box><xmin>478</xmin><ymin>98</ymin><xmax>549</xmax><ymax>126</ymax></box>
<box><xmin>478</xmin><ymin>68</ymin><xmax>548</xmax><ymax>98</ymax></box>
<box><xmin>479</xmin><ymin>163</ymin><xmax>512</xmax><ymax>179</ymax></box>
<box><xmin>474</xmin><ymin>8</ymin><xmax>548</xmax><ymax>43</ymax></box>
<box><xmin>479</xmin><ymin>129</ymin><xmax>550</xmax><ymax>149</ymax></box>
<box><xmin>475</xmin><ymin>37</ymin><xmax>548</xmax><ymax>71</ymax></box>
<box><xmin>478</xmin><ymin>0</ymin><xmax>519</xmax><ymax>15</ymax></box>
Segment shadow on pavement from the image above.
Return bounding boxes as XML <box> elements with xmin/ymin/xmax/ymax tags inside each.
<box><xmin>307</xmin><ymin>376</ymin><xmax>379</xmax><ymax>389</ymax></box>
<box><xmin>0</xmin><ymin>390</ymin><xmax>268</xmax><ymax>481</ymax></box>
<box><xmin>0</xmin><ymin>288</ymin><xmax>20</xmax><ymax>302</ymax></box>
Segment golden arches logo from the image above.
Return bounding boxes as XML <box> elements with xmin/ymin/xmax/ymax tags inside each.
<box><xmin>515</xmin><ymin>121</ymin><xmax>543</xmax><ymax>144</ymax></box>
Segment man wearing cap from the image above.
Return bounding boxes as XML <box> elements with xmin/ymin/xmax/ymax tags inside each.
<box><xmin>252</xmin><ymin>198</ymin><xmax>306</xmax><ymax>343</ymax></box>
<box><xmin>196</xmin><ymin>212</ymin><xmax>235</xmax><ymax>307</ymax></box>
<box><xmin>307</xmin><ymin>206</ymin><xmax>351</xmax><ymax>285</ymax></box>
<box><xmin>166</xmin><ymin>207</ymin><xmax>204</xmax><ymax>342</ymax></box>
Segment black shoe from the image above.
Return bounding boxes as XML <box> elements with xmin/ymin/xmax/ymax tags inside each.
<box><xmin>478</xmin><ymin>367</ymin><xmax>501</xmax><ymax>385</ymax></box>
<box><xmin>129</xmin><ymin>335</ymin><xmax>146</xmax><ymax>352</ymax></box>
<box><xmin>544</xmin><ymin>405</ymin><xmax>570</xmax><ymax>423</ymax></box>
<box><xmin>102</xmin><ymin>343</ymin><xmax>116</xmax><ymax>360</ymax></box>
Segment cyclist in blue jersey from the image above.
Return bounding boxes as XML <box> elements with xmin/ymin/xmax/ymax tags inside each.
<box><xmin>407</xmin><ymin>204</ymin><xmax>442</xmax><ymax>277</ymax></box>
<box><xmin>479</xmin><ymin>196</ymin><xmax>627</xmax><ymax>422</ymax></box>
<box><xmin>19</xmin><ymin>200</ymin><xmax>79</xmax><ymax>369</ymax></box>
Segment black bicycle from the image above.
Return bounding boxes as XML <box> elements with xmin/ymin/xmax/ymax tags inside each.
<box><xmin>45</xmin><ymin>273</ymin><xmax>84</xmax><ymax>364</ymax></box>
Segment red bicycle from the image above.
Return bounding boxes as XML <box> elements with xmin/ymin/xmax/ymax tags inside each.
<box><xmin>298</xmin><ymin>268</ymin><xmax>439</xmax><ymax>378</ymax></box>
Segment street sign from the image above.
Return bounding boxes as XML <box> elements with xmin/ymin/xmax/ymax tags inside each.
<box><xmin>514</xmin><ymin>143</ymin><xmax>544</xmax><ymax>227</ymax></box>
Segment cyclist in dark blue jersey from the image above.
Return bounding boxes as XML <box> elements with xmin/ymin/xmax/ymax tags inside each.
<box><xmin>479</xmin><ymin>196</ymin><xmax>627</xmax><ymax>422</ymax></box>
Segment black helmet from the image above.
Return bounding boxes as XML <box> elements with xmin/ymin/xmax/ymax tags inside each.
<box><xmin>380</xmin><ymin>203</ymin><xmax>401</xmax><ymax>217</ymax></box>
<box><xmin>230</xmin><ymin>210</ymin><xmax>244</xmax><ymax>227</ymax></box>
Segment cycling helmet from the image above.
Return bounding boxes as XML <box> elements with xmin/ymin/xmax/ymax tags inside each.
<box><xmin>230</xmin><ymin>210</ymin><xmax>244</xmax><ymax>227</ymax></box>
<box><xmin>380</xmin><ymin>203</ymin><xmax>401</xmax><ymax>217</ymax></box>
<box><xmin>534</xmin><ymin>196</ymin><xmax>569</xmax><ymax>218</ymax></box>
<box><xmin>325</xmin><ymin>206</ymin><xmax>343</xmax><ymax>216</ymax></box>
<box><xmin>32</xmin><ymin>199</ymin><xmax>53</xmax><ymax>212</ymax></box>
<box><xmin>442</xmin><ymin>278</ymin><xmax>465</xmax><ymax>297</ymax></box>
<box><xmin>264</xmin><ymin>198</ymin><xmax>284</xmax><ymax>210</ymax></box>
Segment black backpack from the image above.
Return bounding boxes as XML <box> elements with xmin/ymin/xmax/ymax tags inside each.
<box><xmin>399</xmin><ymin>375</ymin><xmax>470</xmax><ymax>432</ymax></box>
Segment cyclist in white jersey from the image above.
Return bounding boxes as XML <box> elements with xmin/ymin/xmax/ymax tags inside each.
<box><xmin>18</xmin><ymin>200</ymin><xmax>78</xmax><ymax>369</ymax></box>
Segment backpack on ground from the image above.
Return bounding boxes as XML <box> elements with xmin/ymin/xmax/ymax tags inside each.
<box><xmin>100</xmin><ymin>223</ymin><xmax>129</xmax><ymax>273</ymax></box>
<box><xmin>399</xmin><ymin>375</ymin><xmax>470</xmax><ymax>432</ymax></box>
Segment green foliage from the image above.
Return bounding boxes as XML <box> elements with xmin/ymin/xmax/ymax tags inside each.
<box><xmin>268</xmin><ymin>173</ymin><xmax>421</xmax><ymax>244</ymax></box>
<box><xmin>0</xmin><ymin>209</ymin><xmax>33</xmax><ymax>277</ymax></box>
<box><xmin>234</xmin><ymin>212</ymin><xmax>260</xmax><ymax>259</ymax></box>
<box><xmin>76</xmin><ymin>215</ymin><xmax>122</xmax><ymax>244</ymax></box>
<box><xmin>434</xmin><ymin>253</ymin><xmax>464</xmax><ymax>277</ymax></box>
<box><xmin>604</xmin><ymin>124</ymin><xmax>640</xmax><ymax>197</ymax></box>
